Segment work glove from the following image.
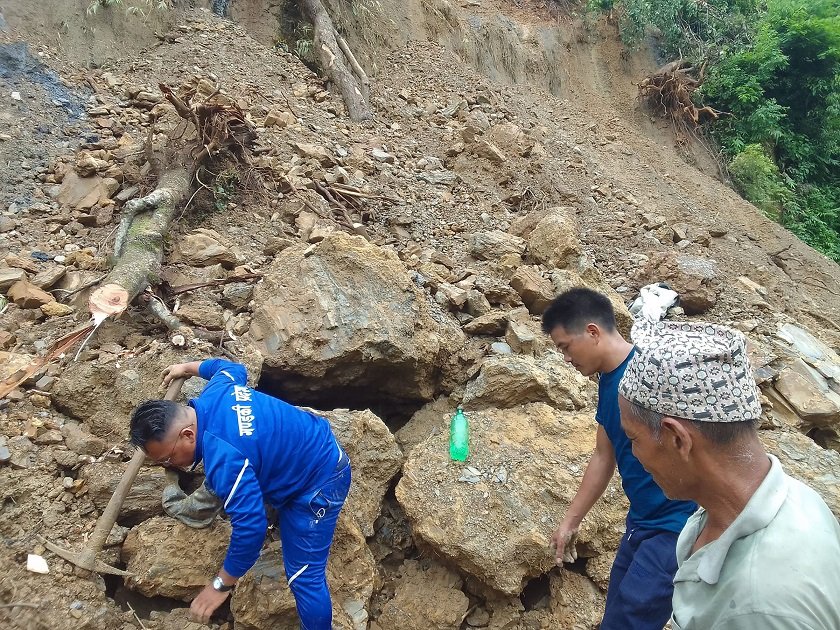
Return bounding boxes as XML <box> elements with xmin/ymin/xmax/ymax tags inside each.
<box><xmin>162</xmin><ymin>469</ymin><xmax>223</xmax><ymax>529</ymax></box>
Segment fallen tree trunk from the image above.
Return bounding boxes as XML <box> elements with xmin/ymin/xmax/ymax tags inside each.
<box><xmin>88</xmin><ymin>79</ymin><xmax>255</xmax><ymax>326</ymax></box>
<box><xmin>90</xmin><ymin>165</ymin><xmax>190</xmax><ymax>320</ymax></box>
<box><xmin>300</xmin><ymin>0</ymin><xmax>372</xmax><ymax>122</ymax></box>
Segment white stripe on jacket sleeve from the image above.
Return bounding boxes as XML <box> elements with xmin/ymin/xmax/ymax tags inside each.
<box><xmin>223</xmin><ymin>459</ymin><xmax>250</xmax><ymax>510</ymax></box>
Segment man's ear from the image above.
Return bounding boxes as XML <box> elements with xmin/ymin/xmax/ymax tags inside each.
<box><xmin>585</xmin><ymin>322</ymin><xmax>601</xmax><ymax>340</ymax></box>
<box><xmin>660</xmin><ymin>417</ymin><xmax>693</xmax><ymax>459</ymax></box>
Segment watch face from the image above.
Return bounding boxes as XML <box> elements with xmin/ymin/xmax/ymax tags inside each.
<box><xmin>213</xmin><ymin>576</ymin><xmax>227</xmax><ymax>591</ymax></box>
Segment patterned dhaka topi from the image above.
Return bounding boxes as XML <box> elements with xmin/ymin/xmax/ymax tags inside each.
<box><xmin>618</xmin><ymin>319</ymin><xmax>762</xmax><ymax>423</ymax></box>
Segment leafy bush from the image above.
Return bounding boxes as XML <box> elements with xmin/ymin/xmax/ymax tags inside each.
<box><xmin>729</xmin><ymin>144</ymin><xmax>790</xmax><ymax>218</ymax></box>
<box><xmin>593</xmin><ymin>0</ymin><xmax>840</xmax><ymax>261</ymax></box>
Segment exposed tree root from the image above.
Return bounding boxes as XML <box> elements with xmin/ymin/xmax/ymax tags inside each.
<box><xmin>88</xmin><ymin>78</ymin><xmax>256</xmax><ymax>335</ymax></box>
<box><xmin>638</xmin><ymin>60</ymin><xmax>726</xmax><ymax>129</ymax></box>
<box><xmin>300</xmin><ymin>0</ymin><xmax>372</xmax><ymax>122</ymax></box>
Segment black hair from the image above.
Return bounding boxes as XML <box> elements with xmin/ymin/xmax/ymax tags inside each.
<box><xmin>541</xmin><ymin>287</ymin><xmax>617</xmax><ymax>335</ymax></box>
<box><xmin>625</xmin><ymin>400</ymin><xmax>759</xmax><ymax>446</ymax></box>
<box><xmin>130</xmin><ymin>399</ymin><xmax>181</xmax><ymax>448</ymax></box>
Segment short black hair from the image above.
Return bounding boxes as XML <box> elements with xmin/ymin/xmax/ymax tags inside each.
<box><xmin>130</xmin><ymin>400</ymin><xmax>181</xmax><ymax>449</ymax></box>
<box><xmin>541</xmin><ymin>287</ymin><xmax>617</xmax><ymax>335</ymax></box>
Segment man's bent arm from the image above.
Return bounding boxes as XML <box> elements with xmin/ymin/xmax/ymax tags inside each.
<box><xmin>565</xmin><ymin>425</ymin><xmax>616</xmax><ymax>527</ymax></box>
<box><xmin>203</xmin><ymin>437</ymin><xmax>268</xmax><ymax>578</ymax></box>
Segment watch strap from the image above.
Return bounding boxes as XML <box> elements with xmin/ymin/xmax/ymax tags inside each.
<box><xmin>212</xmin><ymin>576</ymin><xmax>233</xmax><ymax>592</ymax></box>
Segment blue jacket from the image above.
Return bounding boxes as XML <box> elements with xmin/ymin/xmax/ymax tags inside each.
<box><xmin>189</xmin><ymin>359</ymin><xmax>340</xmax><ymax>577</ymax></box>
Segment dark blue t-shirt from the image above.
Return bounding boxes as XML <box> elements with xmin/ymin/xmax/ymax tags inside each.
<box><xmin>597</xmin><ymin>348</ymin><xmax>697</xmax><ymax>533</ymax></box>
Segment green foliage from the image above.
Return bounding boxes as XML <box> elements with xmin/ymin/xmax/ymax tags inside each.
<box><xmin>592</xmin><ymin>0</ymin><xmax>840</xmax><ymax>261</ymax></box>
<box><xmin>728</xmin><ymin>144</ymin><xmax>790</xmax><ymax>218</ymax></box>
<box><xmin>213</xmin><ymin>170</ymin><xmax>240</xmax><ymax>212</ymax></box>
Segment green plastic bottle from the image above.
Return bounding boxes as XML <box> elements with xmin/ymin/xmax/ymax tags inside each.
<box><xmin>450</xmin><ymin>406</ymin><xmax>469</xmax><ymax>461</ymax></box>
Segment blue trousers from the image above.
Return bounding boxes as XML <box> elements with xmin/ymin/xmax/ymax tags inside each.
<box><xmin>279</xmin><ymin>450</ymin><xmax>351</xmax><ymax>630</ymax></box>
<box><xmin>600</xmin><ymin>518</ymin><xmax>680</xmax><ymax>630</ymax></box>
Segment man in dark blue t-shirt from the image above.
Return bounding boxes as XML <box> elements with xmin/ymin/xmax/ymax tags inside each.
<box><xmin>129</xmin><ymin>359</ymin><xmax>350</xmax><ymax>628</ymax></box>
<box><xmin>542</xmin><ymin>288</ymin><xmax>696</xmax><ymax>629</ymax></box>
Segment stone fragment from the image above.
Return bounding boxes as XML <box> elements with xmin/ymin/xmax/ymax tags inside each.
<box><xmin>61</xmin><ymin>422</ymin><xmax>107</xmax><ymax>456</ymax></box>
<box><xmin>294</xmin><ymin>142</ymin><xmax>336</xmax><ymax>166</ymax></box>
<box><xmin>472</xmin><ymin>139</ymin><xmax>506</xmax><ymax>163</ymax></box>
<box><xmin>463</xmin><ymin>354</ymin><xmax>593</xmax><ymax>411</ymax></box>
<box><xmin>176</xmin><ymin>295</ymin><xmax>225</xmax><ymax>330</ymax></box>
<box><xmin>377</xmin><ymin>560</ymin><xmax>469</xmax><ymax>630</ymax></box>
<box><xmin>82</xmin><ymin>462</ymin><xmax>168</xmax><ymax>526</ymax></box>
<box><xmin>465</xmin><ymin>289</ymin><xmax>492</xmax><ymax>317</ymax></box>
<box><xmin>264</xmin><ymin>110</ymin><xmax>296</xmax><ymax>128</ymax></box>
<box><xmin>773</xmin><ymin>361</ymin><xmax>840</xmax><ymax>429</ymax></box>
<box><xmin>123</xmin><ymin>516</ymin><xmax>231</xmax><ymax>601</ymax></box>
<box><xmin>370</xmin><ymin>148</ymin><xmax>396</xmax><ymax>164</ymax></box>
<box><xmin>40</xmin><ymin>301</ymin><xmax>74</xmax><ymax>317</ymax></box>
<box><xmin>7</xmin><ymin>280</ymin><xmax>55</xmax><ymax>308</ymax></box>
<box><xmin>505</xmin><ymin>319</ymin><xmax>540</xmax><ymax>355</ymax></box>
<box><xmin>54</xmin><ymin>171</ymin><xmax>118</xmax><ymax>210</ymax></box>
<box><xmin>486</xmin><ymin>122</ymin><xmax>534</xmax><ymax>157</ymax></box>
<box><xmin>31</xmin><ymin>265</ymin><xmax>66</xmax><ymax>290</ymax></box>
<box><xmin>0</xmin><ymin>436</ymin><xmax>10</xmax><ymax>464</ymax></box>
<box><xmin>463</xmin><ymin>310</ymin><xmax>509</xmax><ymax>336</ymax></box>
<box><xmin>176</xmin><ymin>229</ymin><xmax>237</xmax><ymax>268</ymax></box>
<box><xmin>469</xmin><ymin>230</ymin><xmax>526</xmax><ymax>261</ymax></box>
<box><xmin>510</xmin><ymin>267</ymin><xmax>553</xmax><ymax>315</ymax></box>
<box><xmin>528</xmin><ymin>207</ymin><xmax>581</xmax><ymax>269</ymax></box>
<box><xmin>7</xmin><ymin>436</ymin><xmax>35</xmax><ymax>469</ymax></box>
<box><xmin>0</xmin><ymin>266</ymin><xmax>26</xmax><ymax>291</ymax></box>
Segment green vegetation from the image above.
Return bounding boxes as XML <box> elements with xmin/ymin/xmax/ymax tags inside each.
<box><xmin>212</xmin><ymin>170</ymin><xmax>240</xmax><ymax>213</ymax></box>
<box><xmin>591</xmin><ymin>0</ymin><xmax>840</xmax><ymax>261</ymax></box>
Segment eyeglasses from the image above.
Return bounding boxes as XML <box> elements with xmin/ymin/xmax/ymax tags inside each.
<box><xmin>158</xmin><ymin>422</ymin><xmax>193</xmax><ymax>466</ymax></box>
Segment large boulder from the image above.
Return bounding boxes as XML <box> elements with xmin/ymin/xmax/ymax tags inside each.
<box><xmin>772</xmin><ymin>361</ymin><xmax>840</xmax><ymax>429</ymax></box>
<box><xmin>527</xmin><ymin>207</ymin><xmax>581</xmax><ymax>270</ymax></box>
<box><xmin>51</xmin><ymin>345</ymin><xmax>261</xmax><ymax>440</ymax></box>
<box><xmin>376</xmin><ymin>559</ymin><xmax>469</xmax><ymax>630</ymax></box>
<box><xmin>396</xmin><ymin>403</ymin><xmax>627</xmax><ymax>595</ymax></box>
<box><xmin>122</xmin><ymin>516</ymin><xmax>231</xmax><ymax>601</ymax></box>
<box><xmin>230</xmin><ymin>513</ymin><xmax>374</xmax><ymax>630</ymax></box>
<box><xmin>81</xmin><ymin>461</ymin><xmax>167</xmax><ymax>526</ymax></box>
<box><xmin>247</xmin><ymin>233</ymin><xmax>465</xmax><ymax>411</ymax></box>
<box><xmin>462</xmin><ymin>354</ymin><xmax>595</xmax><ymax>411</ymax></box>
<box><xmin>761</xmin><ymin>323</ymin><xmax>840</xmax><ymax>438</ymax></box>
<box><xmin>320</xmin><ymin>408</ymin><xmax>404</xmax><ymax>536</ymax></box>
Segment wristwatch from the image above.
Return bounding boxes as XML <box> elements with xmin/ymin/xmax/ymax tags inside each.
<box><xmin>212</xmin><ymin>576</ymin><xmax>234</xmax><ymax>592</ymax></box>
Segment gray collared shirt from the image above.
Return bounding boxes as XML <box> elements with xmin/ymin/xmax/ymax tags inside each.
<box><xmin>671</xmin><ymin>455</ymin><xmax>840</xmax><ymax>629</ymax></box>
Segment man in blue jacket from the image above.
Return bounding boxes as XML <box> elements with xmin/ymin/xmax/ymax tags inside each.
<box><xmin>129</xmin><ymin>359</ymin><xmax>351</xmax><ymax>628</ymax></box>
